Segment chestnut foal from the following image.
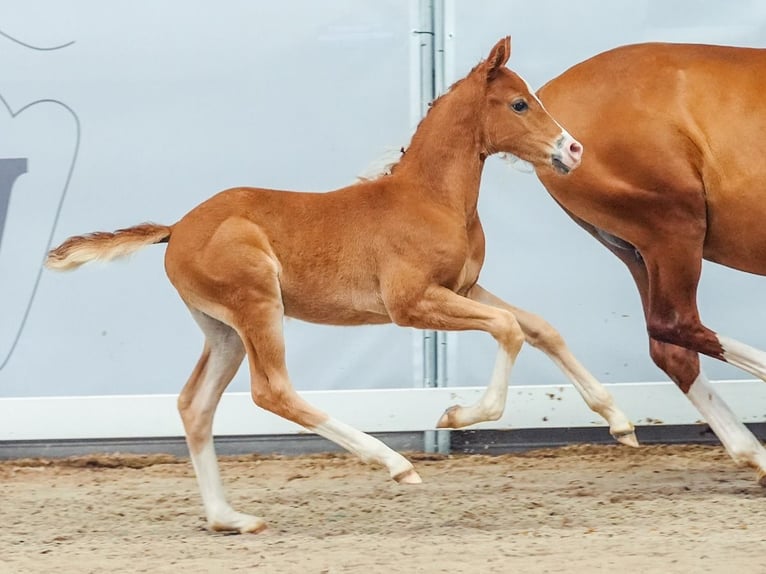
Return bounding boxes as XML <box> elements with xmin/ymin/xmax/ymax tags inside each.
<box><xmin>46</xmin><ymin>38</ymin><xmax>631</xmax><ymax>533</ymax></box>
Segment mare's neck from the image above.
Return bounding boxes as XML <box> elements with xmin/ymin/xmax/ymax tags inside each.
<box><xmin>393</xmin><ymin>79</ymin><xmax>487</xmax><ymax>219</ymax></box>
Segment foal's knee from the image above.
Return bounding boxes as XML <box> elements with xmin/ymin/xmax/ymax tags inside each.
<box><xmin>494</xmin><ymin>310</ymin><xmax>525</xmax><ymax>355</ymax></box>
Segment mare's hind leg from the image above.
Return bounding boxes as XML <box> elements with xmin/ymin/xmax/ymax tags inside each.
<box><xmin>640</xmin><ymin>238</ymin><xmax>766</xmax><ymax>382</ymax></box>
<box><xmin>232</xmin><ymin>276</ymin><xmax>421</xmax><ymax>487</ymax></box>
<box><xmin>178</xmin><ymin>309</ymin><xmax>267</xmax><ymax>533</ymax></box>
<box><xmin>641</xmin><ymin>242</ymin><xmax>766</xmax><ymax>483</ymax></box>
<box><xmin>650</xmin><ymin>341</ymin><xmax>766</xmax><ymax>485</ymax></box>
<box><xmin>585</xmin><ymin>221</ymin><xmax>766</xmax><ymax>484</ymax></box>
<box><xmin>435</xmin><ymin>284</ymin><xmax>637</xmax><ymax>446</ymax></box>
<box><xmin>714</xmin><ymin>336</ymin><xmax>766</xmax><ymax>382</ymax></box>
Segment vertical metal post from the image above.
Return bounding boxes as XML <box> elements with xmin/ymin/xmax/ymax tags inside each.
<box><xmin>417</xmin><ymin>0</ymin><xmax>450</xmax><ymax>455</ymax></box>
<box><xmin>435</xmin><ymin>330</ymin><xmax>451</xmax><ymax>453</ymax></box>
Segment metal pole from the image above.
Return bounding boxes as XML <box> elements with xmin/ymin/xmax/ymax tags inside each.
<box><xmin>417</xmin><ymin>0</ymin><xmax>450</xmax><ymax>455</ymax></box>
<box><xmin>436</xmin><ymin>330</ymin><xmax>451</xmax><ymax>453</ymax></box>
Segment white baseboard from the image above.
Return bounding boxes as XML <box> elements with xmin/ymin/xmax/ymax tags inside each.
<box><xmin>2</xmin><ymin>380</ymin><xmax>765</xmax><ymax>442</ymax></box>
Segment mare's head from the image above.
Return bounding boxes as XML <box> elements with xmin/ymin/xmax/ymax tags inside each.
<box><xmin>478</xmin><ymin>37</ymin><xmax>582</xmax><ymax>174</ymax></box>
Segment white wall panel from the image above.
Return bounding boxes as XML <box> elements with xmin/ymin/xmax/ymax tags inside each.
<box><xmin>0</xmin><ymin>1</ymin><xmax>417</xmax><ymax>398</ymax></box>
<box><xmin>2</xmin><ymin>1</ymin><xmax>765</xmax><ymax>442</ymax></box>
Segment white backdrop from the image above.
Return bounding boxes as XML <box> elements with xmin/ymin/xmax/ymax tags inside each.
<box><xmin>0</xmin><ymin>0</ymin><xmax>418</xmax><ymax>399</ymax></box>
<box><xmin>1</xmin><ymin>0</ymin><xmax>765</xmax><ymax>441</ymax></box>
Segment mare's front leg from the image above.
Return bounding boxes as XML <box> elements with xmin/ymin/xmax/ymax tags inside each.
<box><xmin>436</xmin><ymin>284</ymin><xmax>637</xmax><ymax>446</ymax></box>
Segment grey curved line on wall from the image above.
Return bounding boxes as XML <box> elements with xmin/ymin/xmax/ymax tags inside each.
<box><xmin>0</xmin><ymin>94</ymin><xmax>81</xmax><ymax>371</ymax></box>
<box><xmin>0</xmin><ymin>29</ymin><xmax>75</xmax><ymax>51</ymax></box>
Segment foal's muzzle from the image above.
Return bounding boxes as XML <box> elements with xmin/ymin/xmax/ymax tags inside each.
<box><xmin>551</xmin><ymin>133</ymin><xmax>583</xmax><ymax>174</ymax></box>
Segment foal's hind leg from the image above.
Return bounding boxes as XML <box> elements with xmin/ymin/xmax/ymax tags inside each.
<box><xmin>178</xmin><ymin>309</ymin><xmax>267</xmax><ymax>533</ymax></box>
<box><xmin>435</xmin><ymin>284</ymin><xmax>637</xmax><ymax>446</ymax></box>
<box><xmin>233</xmin><ymin>280</ymin><xmax>421</xmax><ymax>486</ymax></box>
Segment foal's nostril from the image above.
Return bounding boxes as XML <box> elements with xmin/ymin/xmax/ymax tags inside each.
<box><xmin>569</xmin><ymin>141</ymin><xmax>583</xmax><ymax>161</ymax></box>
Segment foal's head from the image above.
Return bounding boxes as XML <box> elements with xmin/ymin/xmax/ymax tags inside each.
<box><xmin>478</xmin><ymin>37</ymin><xmax>582</xmax><ymax>174</ymax></box>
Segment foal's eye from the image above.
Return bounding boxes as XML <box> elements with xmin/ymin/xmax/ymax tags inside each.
<box><xmin>510</xmin><ymin>99</ymin><xmax>528</xmax><ymax>113</ymax></box>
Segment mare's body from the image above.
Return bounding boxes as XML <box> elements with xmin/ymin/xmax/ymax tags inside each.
<box><xmin>537</xmin><ymin>42</ymin><xmax>766</xmax><ymax>484</ymax></box>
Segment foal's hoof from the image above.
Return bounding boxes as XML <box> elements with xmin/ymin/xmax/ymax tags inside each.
<box><xmin>394</xmin><ymin>468</ymin><xmax>423</xmax><ymax>485</ymax></box>
<box><xmin>436</xmin><ymin>405</ymin><xmax>462</xmax><ymax>429</ymax></box>
<box><xmin>612</xmin><ymin>429</ymin><xmax>640</xmax><ymax>448</ymax></box>
<box><xmin>210</xmin><ymin>513</ymin><xmax>268</xmax><ymax>535</ymax></box>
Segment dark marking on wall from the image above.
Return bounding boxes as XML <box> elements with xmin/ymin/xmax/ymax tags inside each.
<box><xmin>0</xmin><ymin>158</ymin><xmax>28</xmax><ymax>245</ymax></box>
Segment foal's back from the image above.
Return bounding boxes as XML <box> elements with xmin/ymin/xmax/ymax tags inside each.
<box><xmin>537</xmin><ymin>42</ymin><xmax>766</xmax><ymax>274</ymax></box>
<box><xmin>165</xmin><ymin>178</ymin><xmax>476</xmax><ymax>326</ymax></box>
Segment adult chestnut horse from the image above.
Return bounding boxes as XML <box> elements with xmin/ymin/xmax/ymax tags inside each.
<box><xmin>45</xmin><ymin>37</ymin><xmax>630</xmax><ymax>534</ymax></box>
<box><xmin>536</xmin><ymin>42</ymin><xmax>766</xmax><ymax>486</ymax></box>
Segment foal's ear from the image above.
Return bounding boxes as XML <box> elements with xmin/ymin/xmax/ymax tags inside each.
<box><xmin>486</xmin><ymin>36</ymin><xmax>511</xmax><ymax>81</ymax></box>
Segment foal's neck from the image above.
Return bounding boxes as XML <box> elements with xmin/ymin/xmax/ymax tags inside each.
<box><xmin>394</xmin><ymin>79</ymin><xmax>486</xmax><ymax>220</ymax></box>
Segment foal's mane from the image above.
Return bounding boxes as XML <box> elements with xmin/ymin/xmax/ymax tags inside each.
<box><xmin>356</xmin><ymin>62</ymin><xmax>486</xmax><ymax>182</ymax></box>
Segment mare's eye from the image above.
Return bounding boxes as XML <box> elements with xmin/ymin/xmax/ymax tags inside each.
<box><xmin>510</xmin><ymin>99</ymin><xmax>528</xmax><ymax>113</ymax></box>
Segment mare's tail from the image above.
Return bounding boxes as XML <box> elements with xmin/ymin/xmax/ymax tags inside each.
<box><xmin>45</xmin><ymin>223</ymin><xmax>172</xmax><ymax>271</ymax></box>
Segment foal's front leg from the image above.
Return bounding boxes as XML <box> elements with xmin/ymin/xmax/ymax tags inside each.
<box><xmin>436</xmin><ymin>284</ymin><xmax>638</xmax><ymax>447</ymax></box>
<box><xmin>384</xmin><ymin>284</ymin><xmax>526</xmax><ymax>428</ymax></box>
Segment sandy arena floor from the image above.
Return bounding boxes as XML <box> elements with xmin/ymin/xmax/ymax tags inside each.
<box><xmin>1</xmin><ymin>444</ymin><xmax>765</xmax><ymax>574</ymax></box>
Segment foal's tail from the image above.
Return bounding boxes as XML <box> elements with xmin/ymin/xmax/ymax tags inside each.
<box><xmin>45</xmin><ymin>223</ymin><xmax>172</xmax><ymax>271</ymax></box>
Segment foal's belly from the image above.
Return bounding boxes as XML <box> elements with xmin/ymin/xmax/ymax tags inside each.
<box><xmin>280</xmin><ymin>282</ymin><xmax>392</xmax><ymax>327</ymax></box>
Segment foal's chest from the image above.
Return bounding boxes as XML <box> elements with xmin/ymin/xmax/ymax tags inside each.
<box><xmin>452</xmin><ymin>221</ymin><xmax>485</xmax><ymax>295</ymax></box>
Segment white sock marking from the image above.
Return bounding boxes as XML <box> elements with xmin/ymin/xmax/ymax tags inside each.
<box><xmin>189</xmin><ymin>439</ymin><xmax>231</xmax><ymax>518</ymax></box>
<box><xmin>311</xmin><ymin>417</ymin><xmax>416</xmax><ymax>480</ymax></box>
<box><xmin>189</xmin><ymin>439</ymin><xmax>265</xmax><ymax>531</ymax></box>
<box><xmin>686</xmin><ymin>371</ymin><xmax>766</xmax><ymax>471</ymax></box>
<box><xmin>550</xmin><ymin>348</ymin><xmax>634</xmax><ymax>438</ymax></box>
<box><xmin>450</xmin><ymin>348</ymin><xmax>512</xmax><ymax>426</ymax></box>
<box><xmin>718</xmin><ymin>334</ymin><xmax>766</xmax><ymax>381</ymax></box>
